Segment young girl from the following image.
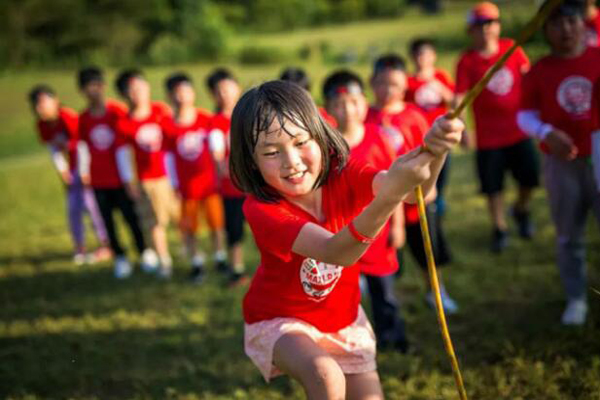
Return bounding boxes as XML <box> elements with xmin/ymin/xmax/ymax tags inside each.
<box><xmin>229</xmin><ymin>81</ymin><xmax>462</xmax><ymax>398</ymax></box>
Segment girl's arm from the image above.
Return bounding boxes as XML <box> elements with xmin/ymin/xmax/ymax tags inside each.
<box><xmin>292</xmin><ymin>117</ymin><xmax>462</xmax><ymax>266</ymax></box>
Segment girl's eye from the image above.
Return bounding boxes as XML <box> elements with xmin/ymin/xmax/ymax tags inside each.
<box><xmin>263</xmin><ymin>151</ymin><xmax>278</xmax><ymax>157</ymax></box>
<box><xmin>296</xmin><ymin>139</ymin><xmax>309</xmax><ymax>147</ymax></box>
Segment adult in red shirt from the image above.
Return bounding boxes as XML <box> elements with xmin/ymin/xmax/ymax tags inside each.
<box><xmin>407</xmin><ymin>37</ymin><xmax>457</xmax><ymax>221</ymax></box>
<box><xmin>77</xmin><ymin>67</ymin><xmax>153</xmax><ymax>279</ymax></box>
<box><xmin>516</xmin><ymin>1</ymin><xmax>600</xmax><ymax>326</ymax></box>
<box><xmin>115</xmin><ymin>69</ymin><xmax>179</xmax><ymax>278</ymax></box>
<box><xmin>162</xmin><ymin>72</ymin><xmax>227</xmax><ymax>283</ymax></box>
<box><xmin>323</xmin><ymin>70</ymin><xmax>408</xmax><ymax>352</ymax></box>
<box><xmin>29</xmin><ymin>84</ymin><xmax>109</xmax><ymax>265</ymax></box>
<box><xmin>455</xmin><ymin>1</ymin><xmax>539</xmax><ymax>253</ymax></box>
<box><xmin>229</xmin><ymin>81</ymin><xmax>462</xmax><ymax>395</ymax></box>
<box><xmin>205</xmin><ymin>68</ymin><xmax>248</xmax><ymax>285</ymax></box>
<box><xmin>584</xmin><ymin>0</ymin><xmax>600</xmax><ymax>47</ymax></box>
<box><xmin>366</xmin><ymin>53</ymin><xmax>458</xmax><ymax>314</ymax></box>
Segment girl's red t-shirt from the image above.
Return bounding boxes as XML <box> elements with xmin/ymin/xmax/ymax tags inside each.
<box><xmin>349</xmin><ymin>123</ymin><xmax>399</xmax><ymax>276</ymax></box>
<box><xmin>243</xmin><ymin>159</ymin><xmax>379</xmax><ymax>333</ymax></box>
<box><xmin>37</xmin><ymin>107</ymin><xmax>79</xmax><ymax>172</ymax></box>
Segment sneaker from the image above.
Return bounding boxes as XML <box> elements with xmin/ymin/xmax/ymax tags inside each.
<box><xmin>158</xmin><ymin>266</ymin><xmax>172</xmax><ymax>280</ymax></box>
<box><xmin>228</xmin><ymin>272</ymin><xmax>250</xmax><ymax>288</ymax></box>
<box><xmin>91</xmin><ymin>247</ymin><xmax>112</xmax><ymax>263</ymax></box>
<box><xmin>140</xmin><ymin>248</ymin><xmax>159</xmax><ymax>273</ymax></box>
<box><xmin>512</xmin><ymin>207</ymin><xmax>534</xmax><ymax>239</ymax></box>
<box><xmin>491</xmin><ymin>228</ymin><xmax>509</xmax><ymax>253</ymax></box>
<box><xmin>561</xmin><ymin>299</ymin><xmax>588</xmax><ymax>326</ymax></box>
<box><xmin>426</xmin><ymin>289</ymin><xmax>459</xmax><ymax>315</ymax></box>
<box><xmin>189</xmin><ymin>266</ymin><xmax>205</xmax><ymax>284</ymax></box>
<box><xmin>73</xmin><ymin>252</ymin><xmax>88</xmax><ymax>266</ymax></box>
<box><xmin>216</xmin><ymin>260</ymin><xmax>231</xmax><ymax>274</ymax></box>
<box><xmin>114</xmin><ymin>256</ymin><xmax>133</xmax><ymax>279</ymax></box>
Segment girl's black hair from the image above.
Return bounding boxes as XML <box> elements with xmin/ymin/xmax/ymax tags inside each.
<box><xmin>28</xmin><ymin>84</ymin><xmax>55</xmax><ymax>107</ymax></box>
<box><xmin>229</xmin><ymin>80</ymin><xmax>349</xmax><ymax>203</ymax></box>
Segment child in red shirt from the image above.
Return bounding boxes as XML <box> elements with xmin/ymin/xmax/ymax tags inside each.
<box><xmin>517</xmin><ymin>1</ymin><xmax>600</xmax><ymax>326</ymax></box>
<box><xmin>76</xmin><ymin>67</ymin><xmax>154</xmax><ymax>279</ymax></box>
<box><xmin>205</xmin><ymin>68</ymin><xmax>249</xmax><ymax>285</ymax></box>
<box><xmin>367</xmin><ymin>53</ymin><xmax>458</xmax><ymax>314</ymax></box>
<box><xmin>456</xmin><ymin>1</ymin><xmax>540</xmax><ymax>253</ymax></box>
<box><xmin>115</xmin><ymin>69</ymin><xmax>179</xmax><ymax>278</ymax></box>
<box><xmin>163</xmin><ymin>72</ymin><xmax>227</xmax><ymax>283</ymax></box>
<box><xmin>280</xmin><ymin>67</ymin><xmax>338</xmax><ymax>127</ymax></box>
<box><xmin>323</xmin><ymin>69</ymin><xmax>409</xmax><ymax>352</ymax></box>
<box><xmin>28</xmin><ymin>85</ymin><xmax>109</xmax><ymax>265</ymax></box>
<box><xmin>230</xmin><ymin>80</ymin><xmax>463</xmax><ymax>396</ymax></box>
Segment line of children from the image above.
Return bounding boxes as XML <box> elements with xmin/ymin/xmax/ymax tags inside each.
<box><xmin>29</xmin><ymin>85</ymin><xmax>111</xmax><ymax>265</ymax></box>
<box><xmin>366</xmin><ymin>54</ymin><xmax>459</xmax><ymax>313</ymax></box>
<box><xmin>162</xmin><ymin>72</ymin><xmax>228</xmax><ymax>283</ymax></box>
<box><xmin>232</xmin><ymin>80</ymin><xmax>463</xmax><ymax>397</ymax></box>
<box><xmin>76</xmin><ymin>67</ymin><xmax>157</xmax><ymax>278</ymax></box>
<box><xmin>323</xmin><ymin>70</ymin><xmax>409</xmax><ymax>352</ymax></box>
<box><xmin>517</xmin><ymin>0</ymin><xmax>600</xmax><ymax>326</ymax></box>
<box><xmin>455</xmin><ymin>1</ymin><xmax>539</xmax><ymax>253</ymax></box>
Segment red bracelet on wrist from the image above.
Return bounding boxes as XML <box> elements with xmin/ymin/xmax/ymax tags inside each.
<box><xmin>348</xmin><ymin>220</ymin><xmax>376</xmax><ymax>244</ymax></box>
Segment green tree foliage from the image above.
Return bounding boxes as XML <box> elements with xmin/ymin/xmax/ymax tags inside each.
<box><xmin>0</xmin><ymin>0</ymin><xmax>408</xmax><ymax>68</ymax></box>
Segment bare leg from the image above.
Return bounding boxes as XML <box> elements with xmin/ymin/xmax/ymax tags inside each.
<box><xmin>273</xmin><ymin>332</ymin><xmax>346</xmax><ymax>400</ymax></box>
<box><xmin>345</xmin><ymin>371</ymin><xmax>384</xmax><ymax>400</ymax></box>
<box><xmin>487</xmin><ymin>192</ymin><xmax>506</xmax><ymax>230</ymax></box>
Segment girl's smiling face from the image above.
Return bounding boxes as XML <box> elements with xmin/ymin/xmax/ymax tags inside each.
<box><xmin>254</xmin><ymin>117</ymin><xmax>323</xmax><ymax>201</ymax></box>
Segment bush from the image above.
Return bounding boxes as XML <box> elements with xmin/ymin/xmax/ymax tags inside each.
<box><xmin>148</xmin><ymin>34</ymin><xmax>191</xmax><ymax>64</ymax></box>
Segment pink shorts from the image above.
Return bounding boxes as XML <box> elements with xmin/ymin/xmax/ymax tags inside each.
<box><xmin>244</xmin><ymin>306</ymin><xmax>377</xmax><ymax>382</ymax></box>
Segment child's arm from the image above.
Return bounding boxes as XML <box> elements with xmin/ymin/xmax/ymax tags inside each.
<box><xmin>292</xmin><ymin>118</ymin><xmax>463</xmax><ymax>266</ymax></box>
<box><xmin>517</xmin><ymin>109</ymin><xmax>578</xmax><ymax>160</ymax></box>
<box><xmin>164</xmin><ymin>152</ymin><xmax>179</xmax><ymax>190</ymax></box>
<box><xmin>77</xmin><ymin>141</ymin><xmax>91</xmax><ymax>186</ymax></box>
<box><xmin>47</xmin><ymin>144</ymin><xmax>72</xmax><ymax>185</ymax></box>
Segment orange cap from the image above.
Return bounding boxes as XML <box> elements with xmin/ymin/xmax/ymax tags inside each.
<box><xmin>467</xmin><ymin>2</ymin><xmax>500</xmax><ymax>26</ymax></box>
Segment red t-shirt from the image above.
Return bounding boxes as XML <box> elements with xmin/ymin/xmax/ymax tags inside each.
<box><xmin>349</xmin><ymin>124</ymin><xmax>398</xmax><ymax>276</ymax></box>
<box><xmin>164</xmin><ymin>110</ymin><xmax>218</xmax><ymax>200</ymax></box>
<box><xmin>209</xmin><ymin>112</ymin><xmax>245</xmax><ymax>198</ymax></box>
<box><xmin>406</xmin><ymin>69</ymin><xmax>455</xmax><ymax>126</ymax></box>
<box><xmin>37</xmin><ymin>107</ymin><xmax>79</xmax><ymax>172</ymax></box>
<box><xmin>585</xmin><ymin>13</ymin><xmax>600</xmax><ymax>48</ymax></box>
<box><xmin>243</xmin><ymin>159</ymin><xmax>379</xmax><ymax>333</ymax></box>
<box><xmin>365</xmin><ymin>105</ymin><xmax>427</xmax><ymax>226</ymax></box>
<box><xmin>79</xmin><ymin>100</ymin><xmax>128</xmax><ymax>188</ymax></box>
<box><xmin>117</xmin><ymin>102</ymin><xmax>171</xmax><ymax>181</ymax></box>
<box><xmin>319</xmin><ymin>107</ymin><xmax>338</xmax><ymax>128</ymax></box>
<box><xmin>521</xmin><ymin>47</ymin><xmax>600</xmax><ymax>158</ymax></box>
<box><xmin>456</xmin><ymin>38</ymin><xmax>529</xmax><ymax>149</ymax></box>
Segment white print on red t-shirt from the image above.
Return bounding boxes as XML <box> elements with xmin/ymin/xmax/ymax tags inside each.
<box><xmin>136</xmin><ymin>123</ymin><xmax>163</xmax><ymax>152</ymax></box>
<box><xmin>299</xmin><ymin>258</ymin><xmax>343</xmax><ymax>302</ymax></box>
<box><xmin>382</xmin><ymin>125</ymin><xmax>405</xmax><ymax>153</ymax></box>
<box><xmin>415</xmin><ymin>81</ymin><xmax>443</xmax><ymax>110</ymax></box>
<box><xmin>557</xmin><ymin>76</ymin><xmax>593</xmax><ymax>117</ymax></box>
<box><xmin>176</xmin><ymin>130</ymin><xmax>205</xmax><ymax>161</ymax></box>
<box><xmin>486</xmin><ymin>67</ymin><xmax>514</xmax><ymax>96</ymax></box>
<box><xmin>586</xmin><ymin>27</ymin><xmax>599</xmax><ymax>47</ymax></box>
<box><xmin>90</xmin><ymin>124</ymin><xmax>115</xmax><ymax>150</ymax></box>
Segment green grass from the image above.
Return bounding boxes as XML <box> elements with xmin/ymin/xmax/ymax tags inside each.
<box><xmin>1</xmin><ymin>2</ymin><xmax>600</xmax><ymax>398</ymax></box>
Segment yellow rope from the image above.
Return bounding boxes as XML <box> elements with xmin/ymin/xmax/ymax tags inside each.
<box><xmin>413</xmin><ymin>2</ymin><xmax>563</xmax><ymax>399</ymax></box>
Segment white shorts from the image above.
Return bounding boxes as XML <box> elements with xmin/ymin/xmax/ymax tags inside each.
<box><xmin>244</xmin><ymin>306</ymin><xmax>377</xmax><ymax>382</ymax></box>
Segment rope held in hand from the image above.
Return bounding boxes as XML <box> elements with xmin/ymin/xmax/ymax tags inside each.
<box><xmin>414</xmin><ymin>2</ymin><xmax>562</xmax><ymax>399</ymax></box>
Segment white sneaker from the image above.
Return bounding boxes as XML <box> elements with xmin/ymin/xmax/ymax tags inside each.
<box><xmin>114</xmin><ymin>256</ymin><xmax>133</xmax><ymax>279</ymax></box>
<box><xmin>426</xmin><ymin>289</ymin><xmax>459</xmax><ymax>315</ymax></box>
<box><xmin>73</xmin><ymin>253</ymin><xmax>88</xmax><ymax>266</ymax></box>
<box><xmin>561</xmin><ymin>299</ymin><xmax>588</xmax><ymax>326</ymax></box>
<box><xmin>157</xmin><ymin>267</ymin><xmax>172</xmax><ymax>280</ymax></box>
<box><xmin>140</xmin><ymin>248</ymin><xmax>159</xmax><ymax>273</ymax></box>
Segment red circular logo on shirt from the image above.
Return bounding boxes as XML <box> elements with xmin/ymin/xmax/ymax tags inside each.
<box><xmin>415</xmin><ymin>81</ymin><xmax>443</xmax><ymax>110</ymax></box>
<box><xmin>90</xmin><ymin>124</ymin><xmax>115</xmax><ymax>151</ymax></box>
<box><xmin>136</xmin><ymin>123</ymin><xmax>163</xmax><ymax>152</ymax></box>
<box><xmin>557</xmin><ymin>76</ymin><xmax>592</xmax><ymax>117</ymax></box>
<box><xmin>299</xmin><ymin>258</ymin><xmax>343</xmax><ymax>302</ymax></box>
<box><xmin>486</xmin><ymin>67</ymin><xmax>514</xmax><ymax>96</ymax></box>
<box><xmin>177</xmin><ymin>131</ymin><xmax>205</xmax><ymax>161</ymax></box>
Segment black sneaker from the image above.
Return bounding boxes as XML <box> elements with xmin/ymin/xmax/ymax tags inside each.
<box><xmin>189</xmin><ymin>266</ymin><xmax>205</xmax><ymax>284</ymax></box>
<box><xmin>491</xmin><ymin>228</ymin><xmax>509</xmax><ymax>253</ymax></box>
<box><xmin>512</xmin><ymin>207</ymin><xmax>534</xmax><ymax>239</ymax></box>
<box><xmin>228</xmin><ymin>272</ymin><xmax>250</xmax><ymax>287</ymax></box>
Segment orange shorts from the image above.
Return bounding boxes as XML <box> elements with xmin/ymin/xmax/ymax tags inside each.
<box><xmin>179</xmin><ymin>194</ymin><xmax>224</xmax><ymax>234</ymax></box>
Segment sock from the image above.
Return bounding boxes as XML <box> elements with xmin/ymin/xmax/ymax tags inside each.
<box><xmin>160</xmin><ymin>254</ymin><xmax>173</xmax><ymax>269</ymax></box>
<box><xmin>232</xmin><ymin>263</ymin><xmax>245</xmax><ymax>274</ymax></box>
<box><xmin>214</xmin><ymin>250</ymin><xmax>227</xmax><ymax>263</ymax></box>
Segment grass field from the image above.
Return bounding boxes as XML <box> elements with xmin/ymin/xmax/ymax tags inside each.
<box><xmin>1</xmin><ymin>2</ymin><xmax>600</xmax><ymax>399</ymax></box>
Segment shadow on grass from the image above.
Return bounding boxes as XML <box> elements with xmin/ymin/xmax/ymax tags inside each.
<box><xmin>0</xmin><ymin>250</ymin><xmax>73</xmax><ymax>267</ymax></box>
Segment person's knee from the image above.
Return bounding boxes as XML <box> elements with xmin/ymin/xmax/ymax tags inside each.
<box><xmin>304</xmin><ymin>356</ymin><xmax>346</xmax><ymax>400</ymax></box>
